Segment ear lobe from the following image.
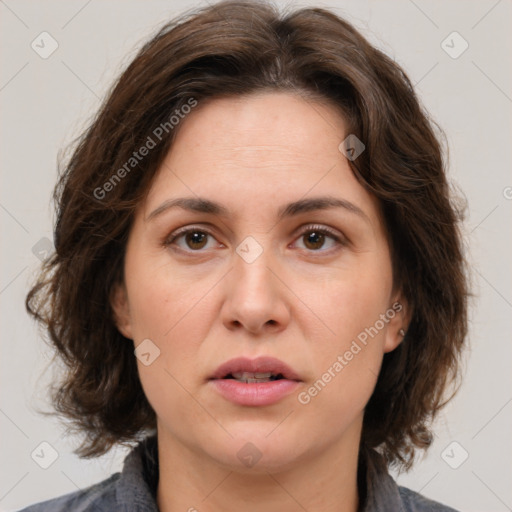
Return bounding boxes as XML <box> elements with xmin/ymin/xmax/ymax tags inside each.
<box><xmin>383</xmin><ymin>295</ymin><xmax>411</xmax><ymax>354</ymax></box>
<box><xmin>110</xmin><ymin>282</ymin><xmax>133</xmax><ymax>339</ymax></box>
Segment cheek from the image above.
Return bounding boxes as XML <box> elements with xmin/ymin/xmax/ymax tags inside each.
<box><xmin>296</xmin><ymin>276</ymin><xmax>389</xmax><ymax>426</ymax></box>
<box><xmin>300</xmin><ymin>257</ymin><xmax>392</xmax><ymax>399</ymax></box>
<box><xmin>125</xmin><ymin>247</ymin><xmax>207</xmax><ymax>339</ymax></box>
<box><xmin>313</xmin><ymin>257</ymin><xmax>392</xmax><ymax>346</ymax></box>
<box><xmin>126</xmin><ymin>268</ymin><xmax>212</xmax><ymax>424</ymax></box>
<box><xmin>125</xmin><ymin>255</ymin><xmax>217</xmax><ymax>384</ymax></box>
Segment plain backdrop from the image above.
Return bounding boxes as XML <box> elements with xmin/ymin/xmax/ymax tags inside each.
<box><xmin>1</xmin><ymin>0</ymin><xmax>511</xmax><ymax>511</ymax></box>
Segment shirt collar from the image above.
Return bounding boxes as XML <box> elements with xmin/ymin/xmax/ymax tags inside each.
<box><xmin>115</xmin><ymin>435</ymin><xmax>159</xmax><ymax>511</ymax></box>
<box><xmin>358</xmin><ymin>444</ymin><xmax>404</xmax><ymax>511</ymax></box>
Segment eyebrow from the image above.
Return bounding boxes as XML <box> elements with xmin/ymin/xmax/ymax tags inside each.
<box><xmin>146</xmin><ymin>195</ymin><xmax>370</xmax><ymax>223</ymax></box>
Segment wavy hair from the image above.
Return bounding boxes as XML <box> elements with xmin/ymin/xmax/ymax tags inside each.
<box><xmin>26</xmin><ymin>0</ymin><xmax>468</xmax><ymax>469</ymax></box>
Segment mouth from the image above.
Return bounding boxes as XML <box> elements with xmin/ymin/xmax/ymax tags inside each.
<box><xmin>208</xmin><ymin>356</ymin><xmax>302</xmax><ymax>406</ymax></box>
<box><xmin>209</xmin><ymin>356</ymin><xmax>302</xmax><ymax>383</ymax></box>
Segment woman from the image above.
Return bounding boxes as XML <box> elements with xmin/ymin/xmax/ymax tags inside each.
<box><xmin>21</xmin><ymin>1</ymin><xmax>468</xmax><ymax>510</ymax></box>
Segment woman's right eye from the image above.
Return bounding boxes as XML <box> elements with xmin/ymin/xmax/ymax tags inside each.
<box><xmin>164</xmin><ymin>227</ymin><xmax>221</xmax><ymax>252</ymax></box>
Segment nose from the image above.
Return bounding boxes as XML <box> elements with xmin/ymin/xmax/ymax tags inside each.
<box><xmin>221</xmin><ymin>243</ymin><xmax>291</xmax><ymax>335</ymax></box>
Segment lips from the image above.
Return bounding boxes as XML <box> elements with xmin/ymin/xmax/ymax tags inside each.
<box><xmin>208</xmin><ymin>356</ymin><xmax>303</xmax><ymax>406</ymax></box>
<box><xmin>209</xmin><ymin>356</ymin><xmax>302</xmax><ymax>382</ymax></box>
<box><xmin>208</xmin><ymin>356</ymin><xmax>302</xmax><ymax>406</ymax></box>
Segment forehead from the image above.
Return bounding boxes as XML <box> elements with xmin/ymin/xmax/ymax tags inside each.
<box><xmin>142</xmin><ymin>92</ymin><xmax>382</xmax><ymax>227</ymax></box>
<box><xmin>165</xmin><ymin>92</ymin><xmax>345</xmax><ymax>169</ymax></box>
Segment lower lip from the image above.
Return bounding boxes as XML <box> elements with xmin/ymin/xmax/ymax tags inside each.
<box><xmin>209</xmin><ymin>379</ymin><xmax>301</xmax><ymax>406</ymax></box>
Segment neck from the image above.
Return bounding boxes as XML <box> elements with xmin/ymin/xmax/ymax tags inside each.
<box><xmin>156</xmin><ymin>423</ymin><xmax>362</xmax><ymax>512</ymax></box>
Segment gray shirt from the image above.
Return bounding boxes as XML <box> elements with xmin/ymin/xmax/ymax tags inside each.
<box><xmin>18</xmin><ymin>436</ymin><xmax>459</xmax><ymax>511</ymax></box>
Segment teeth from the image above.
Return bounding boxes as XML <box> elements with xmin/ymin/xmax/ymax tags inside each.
<box><xmin>231</xmin><ymin>372</ymin><xmax>273</xmax><ymax>380</ymax></box>
<box><xmin>230</xmin><ymin>371</ymin><xmax>282</xmax><ymax>383</ymax></box>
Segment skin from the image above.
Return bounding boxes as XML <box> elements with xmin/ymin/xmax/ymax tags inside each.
<box><xmin>112</xmin><ymin>92</ymin><xmax>409</xmax><ymax>512</ymax></box>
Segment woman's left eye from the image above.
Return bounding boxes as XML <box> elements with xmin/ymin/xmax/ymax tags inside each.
<box><xmin>293</xmin><ymin>225</ymin><xmax>343</xmax><ymax>252</ymax></box>
<box><xmin>164</xmin><ymin>225</ymin><xmax>344</xmax><ymax>253</ymax></box>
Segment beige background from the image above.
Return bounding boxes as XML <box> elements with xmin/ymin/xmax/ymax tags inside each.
<box><xmin>1</xmin><ymin>0</ymin><xmax>511</xmax><ymax>510</ymax></box>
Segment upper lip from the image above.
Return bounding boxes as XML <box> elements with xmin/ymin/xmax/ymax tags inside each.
<box><xmin>210</xmin><ymin>356</ymin><xmax>302</xmax><ymax>381</ymax></box>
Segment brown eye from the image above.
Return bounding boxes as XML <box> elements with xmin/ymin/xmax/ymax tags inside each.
<box><xmin>183</xmin><ymin>231</ymin><xmax>209</xmax><ymax>250</ymax></box>
<box><xmin>295</xmin><ymin>225</ymin><xmax>343</xmax><ymax>252</ymax></box>
<box><xmin>165</xmin><ymin>228</ymin><xmax>218</xmax><ymax>252</ymax></box>
<box><xmin>302</xmin><ymin>230</ymin><xmax>326</xmax><ymax>250</ymax></box>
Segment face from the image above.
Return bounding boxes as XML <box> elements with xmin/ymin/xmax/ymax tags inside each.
<box><xmin>113</xmin><ymin>92</ymin><xmax>407</xmax><ymax>473</ymax></box>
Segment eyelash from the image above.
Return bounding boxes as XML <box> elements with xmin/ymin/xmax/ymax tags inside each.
<box><xmin>163</xmin><ymin>224</ymin><xmax>346</xmax><ymax>255</ymax></box>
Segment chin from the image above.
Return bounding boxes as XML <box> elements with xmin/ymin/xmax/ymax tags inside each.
<box><xmin>204</xmin><ymin>428</ymin><xmax>308</xmax><ymax>474</ymax></box>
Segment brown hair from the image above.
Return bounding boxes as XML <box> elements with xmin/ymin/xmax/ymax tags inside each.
<box><xmin>26</xmin><ymin>0</ymin><xmax>468</xmax><ymax>469</ymax></box>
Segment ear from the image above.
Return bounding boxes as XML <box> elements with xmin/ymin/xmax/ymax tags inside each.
<box><xmin>110</xmin><ymin>282</ymin><xmax>133</xmax><ymax>339</ymax></box>
<box><xmin>383</xmin><ymin>293</ymin><xmax>411</xmax><ymax>354</ymax></box>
